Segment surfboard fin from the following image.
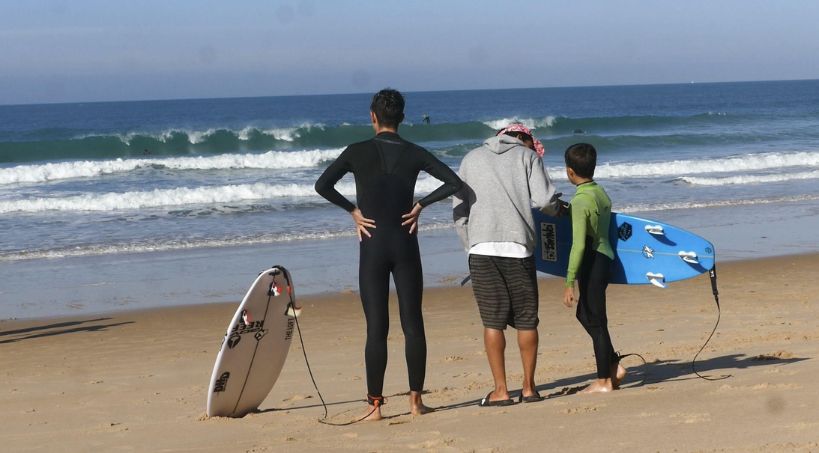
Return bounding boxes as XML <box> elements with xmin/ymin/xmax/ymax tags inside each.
<box><xmin>646</xmin><ymin>272</ymin><xmax>666</xmax><ymax>288</ymax></box>
<box><xmin>645</xmin><ymin>225</ymin><xmax>665</xmax><ymax>236</ymax></box>
<box><xmin>678</xmin><ymin>251</ymin><xmax>699</xmax><ymax>264</ymax></box>
<box><xmin>285</xmin><ymin>305</ymin><xmax>302</xmax><ymax>318</ymax></box>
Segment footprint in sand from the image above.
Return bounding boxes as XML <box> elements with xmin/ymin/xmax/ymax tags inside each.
<box><xmin>752</xmin><ymin>350</ymin><xmax>794</xmax><ymax>360</ymax></box>
<box><xmin>282</xmin><ymin>394</ymin><xmax>313</xmax><ymax>402</ymax></box>
<box><xmin>669</xmin><ymin>412</ymin><xmax>711</xmax><ymax>424</ymax></box>
<box><xmin>562</xmin><ymin>404</ymin><xmax>606</xmax><ymax>414</ymax></box>
<box><xmin>717</xmin><ymin>383</ymin><xmax>800</xmax><ymax>392</ymax></box>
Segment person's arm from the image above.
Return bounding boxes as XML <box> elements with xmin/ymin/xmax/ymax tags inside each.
<box><xmin>416</xmin><ymin>149</ymin><xmax>463</xmax><ymax>208</ymax></box>
<box><xmin>565</xmin><ymin>195</ymin><xmax>591</xmax><ymax>289</ymax></box>
<box><xmin>402</xmin><ymin>149</ymin><xmax>463</xmax><ymax>233</ymax></box>
<box><xmin>529</xmin><ymin>155</ymin><xmax>560</xmax><ymax>216</ymax></box>
<box><xmin>452</xmin><ymin>169</ymin><xmax>472</xmax><ymax>251</ymax></box>
<box><xmin>314</xmin><ymin>149</ymin><xmax>356</xmax><ymax>212</ymax></box>
<box><xmin>315</xmin><ymin>149</ymin><xmax>375</xmax><ymax>240</ymax></box>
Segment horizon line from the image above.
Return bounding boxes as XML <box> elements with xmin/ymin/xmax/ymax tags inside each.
<box><xmin>2</xmin><ymin>77</ymin><xmax>818</xmax><ymax>108</ymax></box>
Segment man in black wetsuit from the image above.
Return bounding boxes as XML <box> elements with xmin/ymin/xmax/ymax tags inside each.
<box><xmin>315</xmin><ymin>89</ymin><xmax>462</xmax><ymax>420</ymax></box>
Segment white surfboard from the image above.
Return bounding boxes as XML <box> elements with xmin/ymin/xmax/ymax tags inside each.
<box><xmin>206</xmin><ymin>266</ymin><xmax>301</xmax><ymax>417</ymax></box>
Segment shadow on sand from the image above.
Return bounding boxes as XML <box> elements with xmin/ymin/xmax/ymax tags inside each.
<box><xmin>0</xmin><ymin>318</ymin><xmax>134</xmax><ymax>344</ymax></box>
<box><xmin>533</xmin><ymin>352</ymin><xmax>809</xmax><ymax>400</ymax></box>
<box><xmin>266</xmin><ymin>352</ymin><xmax>808</xmax><ymax>421</ymax></box>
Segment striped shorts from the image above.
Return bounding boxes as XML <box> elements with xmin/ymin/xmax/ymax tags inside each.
<box><xmin>468</xmin><ymin>254</ymin><xmax>539</xmax><ymax>330</ymax></box>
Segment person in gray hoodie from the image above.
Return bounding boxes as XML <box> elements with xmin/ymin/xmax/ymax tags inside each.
<box><xmin>453</xmin><ymin>124</ymin><xmax>561</xmax><ymax>406</ymax></box>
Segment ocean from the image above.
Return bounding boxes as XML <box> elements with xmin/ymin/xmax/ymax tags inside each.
<box><xmin>2</xmin><ymin>80</ymin><xmax>819</xmax><ymax>319</ymax></box>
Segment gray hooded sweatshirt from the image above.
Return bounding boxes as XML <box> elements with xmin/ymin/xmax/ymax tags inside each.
<box><xmin>453</xmin><ymin>135</ymin><xmax>560</xmax><ymax>253</ymax></box>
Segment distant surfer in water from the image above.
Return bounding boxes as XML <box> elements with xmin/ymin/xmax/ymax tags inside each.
<box><xmin>315</xmin><ymin>88</ymin><xmax>462</xmax><ymax>420</ymax></box>
<box><xmin>562</xmin><ymin>143</ymin><xmax>626</xmax><ymax>393</ymax></box>
<box><xmin>422</xmin><ymin>113</ymin><xmax>430</xmax><ymax>124</ymax></box>
<box><xmin>453</xmin><ymin>124</ymin><xmax>561</xmax><ymax>406</ymax></box>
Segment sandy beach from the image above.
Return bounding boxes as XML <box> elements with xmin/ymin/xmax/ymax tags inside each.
<box><xmin>2</xmin><ymin>253</ymin><xmax>818</xmax><ymax>452</ymax></box>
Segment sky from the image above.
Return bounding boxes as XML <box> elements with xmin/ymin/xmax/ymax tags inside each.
<box><xmin>1</xmin><ymin>0</ymin><xmax>819</xmax><ymax>105</ymax></box>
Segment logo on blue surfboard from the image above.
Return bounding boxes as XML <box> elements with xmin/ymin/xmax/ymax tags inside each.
<box><xmin>541</xmin><ymin>223</ymin><xmax>558</xmax><ymax>262</ymax></box>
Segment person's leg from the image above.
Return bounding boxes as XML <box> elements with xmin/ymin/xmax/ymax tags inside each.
<box><xmin>392</xmin><ymin>236</ymin><xmax>431</xmax><ymax>415</ymax></box>
<box><xmin>469</xmin><ymin>254</ymin><xmax>512</xmax><ymax>401</ymax></box>
<box><xmin>588</xmin><ymin>253</ymin><xmax>615</xmax><ymax>378</ymax></box>
<box><xmin>576</xmin><ymin>252</ymin><xmax>616</xmax><ymax>393</ymax></box>
<box><xmin>507</xmin><ymin>256</ymin><xmax>540</xmax><ymax>398</ymax></box>
<box><xmin>517</xmin><ymin>329</ymin><xmax>538</xmax><ymax>397</ymax></box>
<box><xmin>484</xmin><ymin>327</ymin><xmax>510</xmax><ymax>400</ymax></box>
<box><xmin>358</xmin><ymin>240</ymin><xmax>391</xmax><ymax>418</ymax></box>
<box><xmin>589</xmin><ymin>254</ymin><xmax>625</xmax><ymax>387</ymax></box>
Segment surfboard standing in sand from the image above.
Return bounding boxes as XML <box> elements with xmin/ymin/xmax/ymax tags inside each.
<box><xmin>207</xmin><ymin>266</ymin><xmax>301</xmax><ymax>417</ymax></box>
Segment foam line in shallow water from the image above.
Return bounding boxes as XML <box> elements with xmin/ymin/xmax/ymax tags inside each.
<box><xmin>0</xmin><ymin>177</ymin><xmax>448</xmax><ymax>213</ymax></box>
<box><xmin>678</xmin><ymin>170</ymin><xmax>819</xmax><ymax>186</ymax></box>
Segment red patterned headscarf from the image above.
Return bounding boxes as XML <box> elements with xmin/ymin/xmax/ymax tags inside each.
<box><xmin>496</xmin><ymin>123</ymin><xmax>545</xmax><ymax>157</ymax></box>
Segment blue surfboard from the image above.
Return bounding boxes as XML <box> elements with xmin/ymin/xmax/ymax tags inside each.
<box><xmin>533</xmin><ymin>209</ymin><xmax>715</xmax><ymax>287</ymax></box>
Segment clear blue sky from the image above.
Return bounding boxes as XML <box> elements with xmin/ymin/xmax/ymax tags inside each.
<box><xmin>2</xmin><ymin>0</ymin><xmax>818</xmax><ymax>104</ymax></box>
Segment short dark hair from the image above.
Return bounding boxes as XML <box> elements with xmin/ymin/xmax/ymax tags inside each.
<box><xmin>370</xmin><ymin>88</ymin><xmax>405</xmax><ymax>128</ymax></box>
<box><xmin>564</xmin><ymin>143</ymin><xmax>597</xmax><ymax>178</ymax></box>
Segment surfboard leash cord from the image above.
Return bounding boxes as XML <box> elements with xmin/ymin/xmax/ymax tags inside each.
<box><xmin>288</xmin><ymin>300</ymin><xmax>380</xmax><ymax>426</ymax></box>
<box><xmin>287</xmin><ymin>265</ymin><xmax>721</xmax><ymax>424</ymax></box>
<box><xmin>276</xmin><ymin>267</ymin><xmax>359</xmax><ymax>424</ymax></box>
<box><xmin>614</xmin><ymin>352</ymin><xmax>647</xmax><ymax>388</ymax></box>
<box><xmin>691</xmin><ymin>265</ymin><xmax>725</xmax><ymax>381</ymax></box>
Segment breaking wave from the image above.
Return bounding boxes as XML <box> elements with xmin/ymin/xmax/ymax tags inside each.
<box><xmin>0</xmin><ymin>177</ymin><xmax>447</xmax><ymax>213</ymax></box>
<box><xmin>0</xmin><ymin>148</ymin><xmax>344</xmax><ymax>185</ymax></box>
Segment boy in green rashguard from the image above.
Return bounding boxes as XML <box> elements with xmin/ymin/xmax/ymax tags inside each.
<box><xmin>562</xmin><ymin>143</ymin><xmax>626</xmax><ymax>393</ymax></box>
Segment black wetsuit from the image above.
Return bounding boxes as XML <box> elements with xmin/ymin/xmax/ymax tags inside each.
<box><xmin>314</xmin><ymin>132</ymin><xmax>462</xmax><ymax>396</ymax></box>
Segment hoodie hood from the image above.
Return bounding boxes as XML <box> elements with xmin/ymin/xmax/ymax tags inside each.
<box><xmin>482</xmin><ymin>135</ymin><xmax>526</xmax><ymax>154</ymax></box>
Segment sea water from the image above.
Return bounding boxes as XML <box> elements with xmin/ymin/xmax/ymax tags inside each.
<box><xmin>2</xmin><ymin>80</ymin><xmax>818</xmax><ymax>318</ymax></box>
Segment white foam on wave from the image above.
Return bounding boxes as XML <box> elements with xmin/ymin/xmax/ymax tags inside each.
<box><xmin>4</xmin><ymin>194</ymin><xmax>818</xmax><ymax>262</ymax></box>
<box><xmin>482</xmin><ymin>116</ymin><xmax>556</xmax><ymax>131</ymax></box>
<box><xmin>237</xmin><ymin>127</ymin><xmax>254</xmax><ymax>141</ymax></box>
<box><xmin>0</xmin><ymin>175</ymin><xmax>444</xmax><ymax>213</ymax></box>
<box><xmin>618</xmin><ymin>194</ymin><xmax>819</xmax><ymax>213</ymax></box>
<box><xmin>77</xmin><ymin>123</ymin><xmax>327</xmax><ymax>145</ymax></box>
<box><xmin>0</xmin><ymin>183</ymin><xmax>346</xmax><ymax>213</ymax></box>
<box><xmin>413</xmin><ymin>175</ymin><xmax>450</xmax><ymax>194</ymax></box>
<box><xmin>261</xmin><ymin>127</ymin><xmax>300</xmax><ymax>142</ymax></box>
<box><xmin>186</xmin><ymin>129</ymin><xmax>217</xmax><ymax>144</ymax></box>
<box><xmin>679</xmin><ymin>170</ymin><xmax>819</xmax><ymax>186</ymax></box>
<box><xmin>0</xmin><ymin>221</ymin><xmax>455</xmax><ymax>262</ymax></box>
<box><xmin>0</xmin><ymin>149</ymin><xmax>345</xmax><ymax>185</ymax></box>
<box><xmin>0</xmin><ymin>232</ymin><xmax>354</xmax><ymax>262</ymax></box>
<box><xmin>592</xmin><ymin>151</ymin><xmax>819</xmax><ymax>179</ymax></box>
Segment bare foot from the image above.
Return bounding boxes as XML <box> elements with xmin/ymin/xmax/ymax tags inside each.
<box><xmin>411</xmin><ymin>403</ymin><xmax>434</xmax><ymax>416</ymax></box>
<box><xmin>612</xmin><ymin>363</ymin><xmax>627</xmax><ymax>388</ymax></box>
<box><xmin>579</xmin><ymin>379</ymin><xmax>614</xmax><ymax>394</ymax></box>
<box><xmin>409</xmin><ymin>391</ymin><xmax>434</xmax><ymax>416</ymax></box>
<box><xmin>362</xmin><ymin>404</ymin><xmax>382</xmax><ymax>421</ymax></box>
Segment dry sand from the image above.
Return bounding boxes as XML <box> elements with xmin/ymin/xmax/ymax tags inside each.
<box><xmin>2</xmin><ymin>254</ymin><xmax>818</xmax><ymax>452</ymax></box>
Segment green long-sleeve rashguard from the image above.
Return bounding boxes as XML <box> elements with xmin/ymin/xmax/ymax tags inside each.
<box><xmin>565</xmin><ymin>181</ymin><xmax>615</xmax><ymax>288</ymax></box>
